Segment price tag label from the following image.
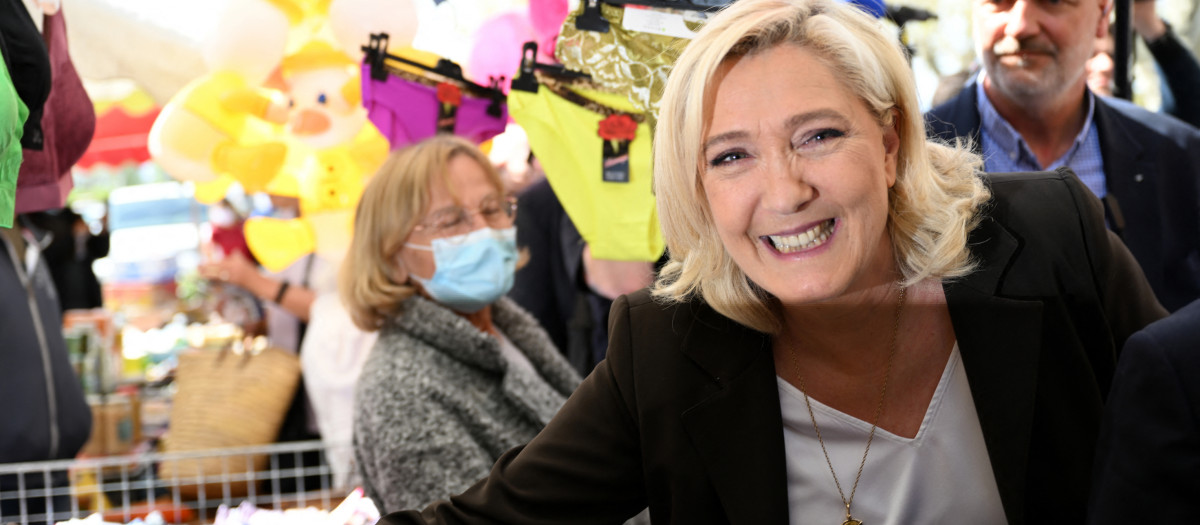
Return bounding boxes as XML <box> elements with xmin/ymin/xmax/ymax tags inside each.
<box><xmin>622</xmin><ymin>7</ymin><xmax>699</xmax><ymax>40</ymax></box>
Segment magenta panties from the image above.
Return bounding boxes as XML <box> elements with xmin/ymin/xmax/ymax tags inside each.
<box><xmin>361</xmin><ymin>63</ymin><xmax>509</xmax><ymax>149</ymax></box>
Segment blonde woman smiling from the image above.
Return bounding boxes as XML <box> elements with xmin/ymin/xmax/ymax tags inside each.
<box><xmin>379</xmin><ymin>0</ymin><xmax>1164</xmax><ymax>522</ymax></box>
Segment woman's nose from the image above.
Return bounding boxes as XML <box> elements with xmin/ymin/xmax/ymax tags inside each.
<box><xmin>760</xmin><ymin>157</ymin><xmax>815</xmax><ymax>215</ymax></box>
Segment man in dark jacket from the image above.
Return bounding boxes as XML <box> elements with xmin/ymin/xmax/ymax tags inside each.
<box><xmin>1089</xmin><ymin>297</ymin><xmax>1200</xmax><ymax>522</ymax></box>
<box><xmin>1</xmin><ymin>222</ymin><xmax>93</xmax><ymax>525</ymax></box>
<box><xmin>926</xmin><ymin>0</ymin><xmax>1200</xmax><ymax>311</ymax></box>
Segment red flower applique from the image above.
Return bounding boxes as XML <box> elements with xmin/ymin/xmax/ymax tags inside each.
<box><xmin>436</xmin><ymin>83</ymin><xmax>462</xmax><ymax>106</ymax></box>
<box><xmin>598</xmin><ymin>114</ymin><xmax>638</xmax><ymax>142</ymax></box>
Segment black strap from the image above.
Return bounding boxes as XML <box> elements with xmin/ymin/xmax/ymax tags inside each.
<box><xmin>616</xmin><ymin>0</ymin><xmax>731</xmax><ymax>9</ymax></box>
<box><xmin>1102</xmin><ymin>193</ymin><xmax>1126</xmax><ymax>237</ymax></box>
<box><xmin>537</xmin><ymin>73</ymin><xmax>645</xmax><ymax>122</ymax></box>
<box><xmin>273</xmin><ymin>281</ymin><xmax>291</xmax><ymax>304</ymax></box>
<box><xmin>296</xmin><ymin>253</ymin><xmax>315</xmax><ymax>349</ymax></box>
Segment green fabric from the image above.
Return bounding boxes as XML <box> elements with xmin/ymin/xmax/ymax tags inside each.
<box><xmin>0</xmin><ymin>59</ymin><xmax>27</xmax><ymax>229</ymax></box>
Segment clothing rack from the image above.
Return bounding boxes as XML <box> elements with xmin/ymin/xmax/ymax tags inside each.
<box><xmin>510</xmin><ymin>42</ymin><xmax>592</xmax><ymax>94</ymax></box>
<box><xmin>361</xmin><ymin>33</ymin><xmax>505</xmax><ymax>117</ymax></box>
<box><xmin>575</xmin><ymin>0</ymin><xmax>732</xmax><ymax>33</ymax></box>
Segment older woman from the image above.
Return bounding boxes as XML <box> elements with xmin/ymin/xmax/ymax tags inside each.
<box><xmin>342</xmin><ymin>135</ymin><xmax>581</xmax><ymax>513</ymax></box>
<box><xmin>380</xmin><ymin>0</ymin><xmax>1165</xmax><ymax>523</ymax></box>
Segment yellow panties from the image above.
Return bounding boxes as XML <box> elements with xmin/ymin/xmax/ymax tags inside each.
<box><xmin>509</xmin><ymin>79</ymin><xmax>664</xmax><ymax>262</ymax></box>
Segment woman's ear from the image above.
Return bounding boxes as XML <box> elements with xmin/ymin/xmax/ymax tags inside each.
<box><xmin>390</xmin><ymin>252</ymin><xmax>410</xmax><ymax>284</ymax></box>
<box><xmin>882</xmin><ymin>109</ymin><xmax>901</xmax><ymax>187</ymax></box>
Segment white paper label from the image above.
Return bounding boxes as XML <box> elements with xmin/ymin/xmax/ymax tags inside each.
<box><xmin>23</xmin><ymin>234</ymin><xmax>40</xmax><ymax>276</ymax></box>
<box><xmin>622</xmin><ymin>7</ymin><xmax>698</xmax><ymax>40</ymax></box>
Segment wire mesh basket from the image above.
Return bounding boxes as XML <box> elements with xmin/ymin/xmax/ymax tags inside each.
<box><xmin>0</xmin><ymin>440</ymin><xmax>351</xmax><ymax>525</ymax></box>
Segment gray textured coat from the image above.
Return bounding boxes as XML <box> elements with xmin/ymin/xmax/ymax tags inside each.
<box><xmin>354</xmin><ymin>295</ymin><xmax>582</xmax><ymax>513</ymax></box>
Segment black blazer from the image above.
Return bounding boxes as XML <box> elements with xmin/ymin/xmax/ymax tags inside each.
<box><xmin>382</xmin><ymin>170</ymin><xmax>1165</xmax><ymax>524</ymax></box>
<box><xmin>1089</xmin><ymin>297</ymin><xmax>1200</xmax><ymax>523</ymax></box>
<box><xmin>926</xmin><ymin>83</ymin><xmax>1200</xmax><ymax>312</ymax></box>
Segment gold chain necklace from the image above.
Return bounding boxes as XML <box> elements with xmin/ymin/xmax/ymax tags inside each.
<box><xmin>787</xmin><ymin>285</ymin><xmax>906</xmax><ymax>525</ymax></box>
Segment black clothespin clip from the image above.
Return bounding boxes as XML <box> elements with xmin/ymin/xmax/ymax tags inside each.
<box><xmin>607</xmin><ymin>0</ymin><xmax>729</xmax><ymax>12</ymax></box>
<box><xmin>575</xmin><ymin>0</ymin><xmax>610</xmax><ymax>33</ymax></box>
<box><xmin>511</xmin><ymin>42</ymin><xmax>542</xmax><ymax>93</ymax></box>
<box><xmin>365</xmin><ymin>32</ymin><xmax>505</xmax><ymax>99</ymax></box>
<box><xmin>362</xmin><ymin>33</ymin><xmax>390</xmax><ymax>82</ymax></box>
<box><xmin>510</xmin><ymin>42</ymin><xmax>594</xmax><ymax>93</ymax></box>
<box><xmin>433</xmin><ymin>59</ymin><xmax>465</xmax><ymax>81</ymax></box>
<box><xmin>486</xmin><ymin>76</ymin><xmax>505</xmax><ymax>118</ymax></box>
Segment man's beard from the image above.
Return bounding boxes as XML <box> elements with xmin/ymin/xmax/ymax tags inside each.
<box><xmin>985</xmin><ymin>36</ymin><xmax>1063</xmax><ymax>102</ymax></box>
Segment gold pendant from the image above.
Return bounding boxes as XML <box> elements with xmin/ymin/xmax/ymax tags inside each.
<box><xmin>841</xmin><ymin>519</ymin><xmax>863</xmax><ymax>525</ymax></box>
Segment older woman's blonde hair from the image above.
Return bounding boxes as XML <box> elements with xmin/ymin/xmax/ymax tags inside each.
<box><xmin>340</xmin><ymin>135</ymin><xmax>505</xmax><ymax>331</ymax></box>
<box><xmin>652</xmin><ymin>0</ymin><xmax>990</xmax><ymax>334</ymax></box>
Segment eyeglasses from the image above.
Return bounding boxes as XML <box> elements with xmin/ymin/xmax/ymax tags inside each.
<box><xmin>411</xmin><ymin>195</ymin><xmax>518</xmax><ymax>238</ymax></box>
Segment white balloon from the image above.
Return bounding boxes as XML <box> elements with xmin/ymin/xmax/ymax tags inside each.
<box><xmin>203</xmin><ymin>0</ymin><xmax>291</xmax><ymax>83</ymax></box>
<box><xmin>328</xmin><ymin>0</ymin><xmax>420</xmax><ymax>60</ymax></box>
<box><xmin>413</xmin><ymin>1</ymin><xmax>470</xmax><ymax>64</ymax></box>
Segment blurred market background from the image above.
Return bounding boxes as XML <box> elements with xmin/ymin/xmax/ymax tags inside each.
<box><xmin>52</xmin><ymin>0</ymin><xmax>1200</xmax><ymax>462</ymax></box>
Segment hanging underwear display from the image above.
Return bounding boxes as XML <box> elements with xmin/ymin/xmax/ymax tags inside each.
<box><xmin>0</xmin><ymin>57</ymin><xmax>27</xmax><ymax>228</ymax></box>
<box><xmin>0</xmin><ymin>0</ymin><xmax>49</xmax><ymax>150</ymax></box>
<box><xmin>509</xmin><ymin>72</ymin><xmax>664</xmax><ymax>262</ymax></box>
<box><xmin>360</xmin><ymin>49</ymin><xmax>507</xmax><ymax>150</ymax></box>
<box><xmin>17</xmin><ymin>9</ymin><xmax>95</xmax><ymax>215</ymax></box>
<box><xmin>556</xmin><ymin>2</ymin><xmax>704</xmax><ymax>129</ymax></box>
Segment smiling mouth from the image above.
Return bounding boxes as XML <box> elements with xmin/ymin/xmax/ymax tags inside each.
<box><xmin>766</xmin><ymin>219</ymin><xmax>835</xmax><ymax>254</ymax></box>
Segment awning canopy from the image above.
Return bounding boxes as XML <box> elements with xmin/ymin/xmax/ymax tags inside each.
<box><xmin>76</xmin><ymin>105</ymin><xmax>160</xmax><ymax>169</ymax></box>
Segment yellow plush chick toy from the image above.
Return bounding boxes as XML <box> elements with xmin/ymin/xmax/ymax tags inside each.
<box><xmin>147</xmin><ymin>0</ymin><xmax>303</xmax><ymax>199</ymax></box>
<box><xmin>245</xmin><ymin>40</ymin><xmax>388</xmax><ymax>272</ymax></box>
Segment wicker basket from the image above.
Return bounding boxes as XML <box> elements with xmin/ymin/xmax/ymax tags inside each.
<box><xmin>159</xmin><ymin>345</ymin><xmax>301</xmax><ymax>498</ymax></box>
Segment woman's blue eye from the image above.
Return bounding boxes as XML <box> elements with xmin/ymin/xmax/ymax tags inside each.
<box><xmin>710</xmin><ymin>151</ymin><xmax>748</xmax><ymax>167</ymax></box>
<box><xmin>317</xmin><ymin>93</ymin><xmax>328</xmax><ymax>104</ymax></box>
<box><xmin>811</xmin><ymin>129</ymin><xmax>840</xmax><ymax>141</ymax></box>
<box><xmin>806</xmin><ymin>129</ymin><xmax>845</xmax><ymax>144</ymax></box>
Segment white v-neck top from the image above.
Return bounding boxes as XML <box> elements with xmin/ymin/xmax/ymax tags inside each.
<box><xmin>778</xmin><ymin>344</ymin><xmax>1007</xmax><ymax>525</ymax></box>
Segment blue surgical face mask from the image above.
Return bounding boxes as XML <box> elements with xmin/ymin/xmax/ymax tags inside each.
<box><xmin>405</xmin><ymin>227</ymin><xmax>518</xmax><ymax>313</ymax></box>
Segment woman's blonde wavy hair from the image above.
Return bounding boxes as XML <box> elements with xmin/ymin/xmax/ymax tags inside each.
<box><xmin>652</xmin><ymin>0</ymin><xmax>991</xmax><ymax>334</ymax></box>
<box><xmin>340</xmin><ymin>135</ymin><xmax>505</xmax><ymax>331</ymax></box>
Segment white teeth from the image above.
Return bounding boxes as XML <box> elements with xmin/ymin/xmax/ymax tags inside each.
<box><xmin>768</xmin><ymin>219</ymin><xmax>834</xmax><ymax>253</ymax></box>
